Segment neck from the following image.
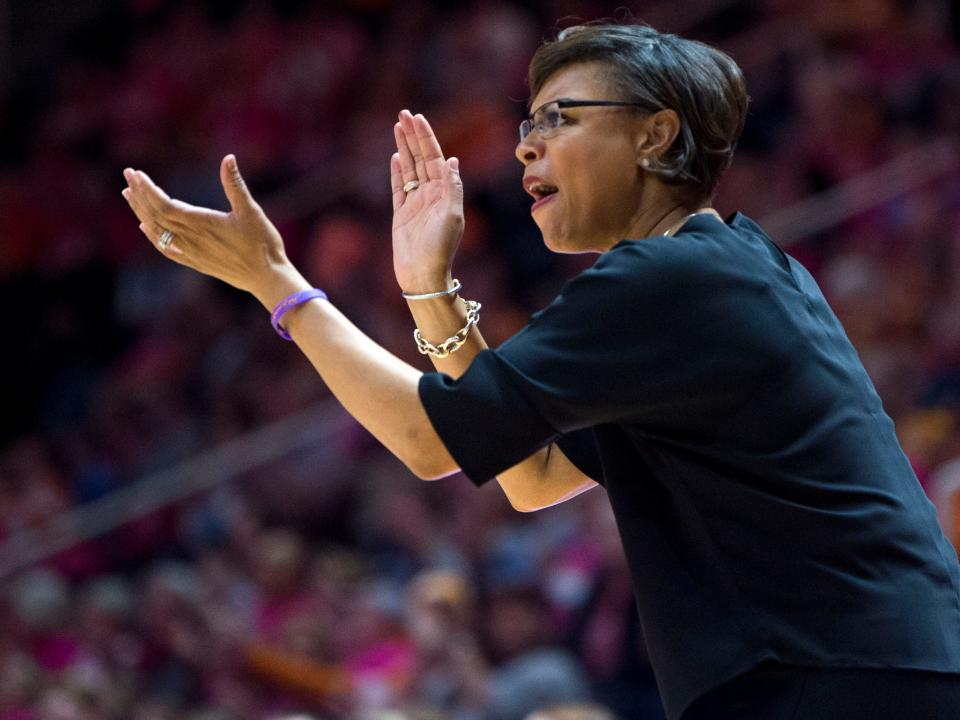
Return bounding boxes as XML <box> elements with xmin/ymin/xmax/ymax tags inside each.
<box><xmin>661</xmin><ymin>207</ymin><xmax>721</xmax><ymax>237</ymax></box>
<box><xmin>617</xmin><ymin>193</ymin><xmax>715</xmax><ymax>247</ymax></box>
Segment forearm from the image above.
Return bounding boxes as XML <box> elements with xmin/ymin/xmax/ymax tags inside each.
<box><xmin>120</xmin><ymin>152</ymin><xmax>455</xmax><ymax>481</ymax></box>
<box><xmin>252</xmin><ymin>267</ymin><xmax>458</xmax><ymax>480</ymax></box>
<box><xmin>403</xmin><ymin>280</ymin><xmax>591</xmax><ymax>509</ymax></box>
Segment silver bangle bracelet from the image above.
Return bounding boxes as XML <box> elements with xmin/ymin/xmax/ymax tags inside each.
<box><xmin>401</xmin><ymin>278</ymin><xmax>462</xmax><ymax>300</ymax></box>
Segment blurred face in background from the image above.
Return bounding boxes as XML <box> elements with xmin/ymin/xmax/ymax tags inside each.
<box><xmin>406</xmin><ymin>571</ymin><xmax>472</xmax><ymax>655</ymax></box>
<box><xmin>516</xmin><ymin>62</ymin><xmax>650</xmax><ymax>254</ymax></box>
<box><xmin>486</xmin><ymin>591</ymin><xmax>549</xmax><ymax>662</ymax></box>
<box><xmin>253</xmin><ymin>529</ymin><xmax>306</xmax><ymax>597</ymax></box>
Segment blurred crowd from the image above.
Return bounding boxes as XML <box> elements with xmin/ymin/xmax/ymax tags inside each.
<box><xmin>2</xmin><ymin>0</ymin><xmax>960</xmax><ymax>718</ymax></box>
<box><xmin>0</xmin><ymin>471</ymin><xmax>648</xmax><ymax>719</ymax></box>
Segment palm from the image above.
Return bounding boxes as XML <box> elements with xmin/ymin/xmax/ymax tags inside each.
<box><xmin>390</xmin><ymin>111</ymin><xmax>464</xmax><ymax>292</ymax></box>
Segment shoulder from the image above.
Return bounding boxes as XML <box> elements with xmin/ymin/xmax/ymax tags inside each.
<box><xmin>603</xmin><ymin>233</ymin><xmax>712</xmax><ymax>272</ymax></box>
<box><xmin>516</xmin><ymin>215</ymin><xmax>773</xmax><ymax>336</ymax></box>
<box><xmin>573</xmin><ymin>230</ymin><xmax>737</xmax><ymax>302</ymax></box>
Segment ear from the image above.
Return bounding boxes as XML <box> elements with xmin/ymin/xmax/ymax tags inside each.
<box><xmin>636</xmin><ymin>109</ymin><xmax>681</xmax><ymax>167</ymax></box>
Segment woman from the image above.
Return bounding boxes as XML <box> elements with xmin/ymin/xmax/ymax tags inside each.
<box><xmin>122</xmin><ymin>22</ymin><xmax>960</xmax><ymax>720</ymax></box>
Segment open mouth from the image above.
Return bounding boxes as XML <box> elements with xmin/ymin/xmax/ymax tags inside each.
<box><xmin>531</xmin><ymin>192</ymin><xmax>557</xmax><ymax>212</ymax></box>
<box><xmin>525</xmin><ymin>179</ymin><xmax>559</xmax><ymax>212</ymax></box>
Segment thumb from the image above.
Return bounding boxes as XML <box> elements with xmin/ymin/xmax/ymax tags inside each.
<box><xmin>220</xmin><ymin>154</ymin><xmax>257</xmax><ymax>213</ymax></box>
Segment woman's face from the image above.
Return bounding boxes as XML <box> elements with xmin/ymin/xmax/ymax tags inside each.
<box><xmin>516</xmin><ymin>62</ymin><xmax>649</xmax><ymax>253</ymax></box>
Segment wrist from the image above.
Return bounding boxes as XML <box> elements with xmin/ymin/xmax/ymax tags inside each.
<box><xmin>400</xmin><ymin>271</ymin><xmax>455</xmax><ymax>297</ymax></box>
<box><xmin>403</xmin><ymin>278</ymin><xmax>462</xmax><ymax>302</ymax></box>
<box><xmin>251</xmin><ymin>262</ymin><xmax>312</xmax><ymax>311</ymax></box>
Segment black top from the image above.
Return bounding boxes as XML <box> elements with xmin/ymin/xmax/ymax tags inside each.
<box><xmin>418</xmin><ymin>212</ymin><xmax>960</xmax><ymax>720</ymax></box>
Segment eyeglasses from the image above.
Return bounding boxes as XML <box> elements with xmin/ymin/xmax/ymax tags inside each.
<box><xmin>519</xmin><ymin>99</ymin><xmax>649</xmax><ymax>141</ymax></box>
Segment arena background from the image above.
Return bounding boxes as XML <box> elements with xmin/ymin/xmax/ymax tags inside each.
<box><xmin>1</xmin><ymin>1</ymin><xmax>959</xmax><ymax>718</ymax></box>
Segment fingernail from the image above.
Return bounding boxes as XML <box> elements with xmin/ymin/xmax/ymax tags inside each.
<box><xmin>449</xmin><ymin>157</ymin><xmax>459</xmax><ymax>170</ymax></box>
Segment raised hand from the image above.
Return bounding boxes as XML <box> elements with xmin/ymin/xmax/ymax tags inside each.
<box><xmin>391</xmin><ymin>110</ymin><xmax>464</xmax><ymax>294</ymax></box>
<box><xmin>121</xmin><ymin>156</ymin><xmax>306</xmax><ymax>306</ymax></box>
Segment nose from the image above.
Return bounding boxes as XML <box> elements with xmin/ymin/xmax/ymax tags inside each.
<box><xmin>515</xmin><ymin>133</ymin><xmax>544</xmax><ymax>165</ymax></box>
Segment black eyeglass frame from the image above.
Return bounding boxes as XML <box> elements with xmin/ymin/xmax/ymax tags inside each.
<box><xmin>519</xmin><ymin>99</ymin><xmax>650</xmax><ymax>141</ymax></box>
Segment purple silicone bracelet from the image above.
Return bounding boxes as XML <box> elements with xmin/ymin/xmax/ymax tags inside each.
<box><xmin>270</xmin><ymin>288</ymin><xmax>327</xmax><ymax>341</ymax></box>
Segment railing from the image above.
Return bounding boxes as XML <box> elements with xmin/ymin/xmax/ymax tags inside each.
<box><xmin>0</xmin><ymin>401</ymin><xmax>355</xmax><ymax>578</ymax></box>
<box><xmin>764</xmin><ymin>137</ymin><xmax>959</xmax><ymax>246</ymax></box>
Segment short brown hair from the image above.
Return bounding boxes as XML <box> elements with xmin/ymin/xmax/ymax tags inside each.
<box><xmin>528</xmin><ymin>23</ymin><xmax>749</xmax><ymax>200</ymax></box>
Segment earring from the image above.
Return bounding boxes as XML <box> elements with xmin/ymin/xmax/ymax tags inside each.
<box><xmin>641</xmin><ymin>157</ymin><xmax>651</xmax><ymax>168</ymax></box>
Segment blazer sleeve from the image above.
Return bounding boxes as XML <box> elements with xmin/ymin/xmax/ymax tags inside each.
<box><xmin>419</xmin><ymin>236</ymin><xmax>742</xmax><ymax>485</ymax></box>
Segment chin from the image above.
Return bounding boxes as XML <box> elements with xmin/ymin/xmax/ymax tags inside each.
<box><xmin>537</xmin><ymin>222</ymin><xmax>571</xmax><ymax>253</ymax></box>
<box><xmin>540</xmin><ymin>235</ymin><xmax>565</xmax><ymax>254</ymax></box>
<box><xmin>541</xmin><ymin>230</ymin><xmax>602</xmax><ymax>255</ymax></box>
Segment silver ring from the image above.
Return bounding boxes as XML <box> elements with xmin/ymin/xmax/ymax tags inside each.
<box><xmin>158</xmin><ymin>229</ymin><xmax>174</xmax><ymax>250</ymax></box>
<box><xmin>403</xmin><ymin>180</ymin><xmax>420</xmax><ymax>193</ymax></box>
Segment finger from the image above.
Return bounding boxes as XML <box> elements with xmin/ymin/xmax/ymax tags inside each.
<box><xmin>138</xmin><ymin>219</ymin><xmax>186</xmax><ymax>257</ymax></box>
<box><xmin>122</xmin><ymin>169</ymin><xmax>156</xmax><ymax>225</ymax></box>
<box><xmin>394</xmin><ymin>119</ymin><xmax>418</xmax><ymax>185</ymax></box>
<box><xmin>399</xmin><ymin>110</ymin><xmax>428</xmax><ymax>183</ymax></box>
<box><xmin>219</xmin><ymin>154</ymin><xmax>258</xmax><ymax>214</ymax></box>
<box><xmin>123</xmin><ymin>176</ymin><xmax>187</xmax><ymax>255</ymax></box>
<box><xmin>390</xmin><ymin>153</ymin><xmax>405</xmax><ymax>212</ymax></box>
<box><xmin>129</xmin><ymin>170</ymin><xmax>197</xmax><ymax>234</ymax></box>
<box><xmin>121</xmin><ymin>183</ymin><xmax>187</xmax><ymax>248</ymax></box>
<box><xmin>121</xmin><ymin>186</ymin><xmax>152</xmax><ymax>227</ymax></box>
<box><xmin>446</xmin><ymin>156</ymin><xmax>463</xmax><ymax>204</ymax></box>
<box><xmin>413</xmin><ymin>113</ymin><xmax>446</xmax><ymax>182</ymax></box>
<box><xmin>138</xmin><ymin>219</ymin><xmax>165</xmax><ymax>249</ymax></box>
<box><xmin>135</xmin><ymin>170</ymin><xmax>194</xmax><ymax>224</ymax></box>
<box><xmin>125</xmin><ymin>167</ymin><xmax>171</xmax><ymax>202</ymax></box>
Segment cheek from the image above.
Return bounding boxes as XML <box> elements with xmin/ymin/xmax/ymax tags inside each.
<box><xmin>538</xmin><ymin>137</ymin><xmax>640</xmax><ymax>246</ymax></box>
<box><xmin>566</xmin><ymin>145</ymin><xmax>638</xmax><ymax>208</ymax></box>
<box><xmin>570</xmin><ymin>165</ymin><xmax>638</xmax><ymax>227</ymax></box>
